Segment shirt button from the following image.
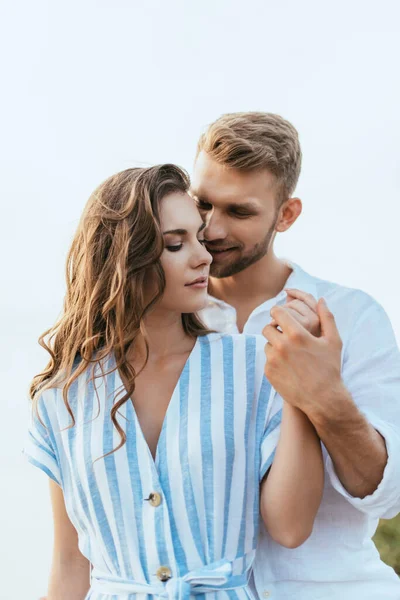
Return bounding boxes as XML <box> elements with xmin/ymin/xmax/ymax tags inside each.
<box><xmin>148</xmin><ymin>492</ymin><xmax>162</xmax><ymax>507</ymax></box>
<box><xmin>263</xmin><ymin>592</ymin><xmax>271</xmax><ymax>598</ymax></box>
<box><xmin>156</xmin><ymin>566</ymin><xmax>172</xmax><ymax>582</ymax></box>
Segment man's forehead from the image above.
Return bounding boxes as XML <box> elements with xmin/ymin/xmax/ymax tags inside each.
<box><xmin>192</xmin><ymin>151</ymin><xmax>277</xmax><ymax>203</ymax></box>
<box><xmin>190</xmin><ymin>183</ymin><xmax>255</xmax><ymax>205</ymax></box>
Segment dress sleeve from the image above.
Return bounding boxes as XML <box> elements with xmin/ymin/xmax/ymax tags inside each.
<box><xmin>253</xmin><ymin>335</ymin><xmax>283</xmax><ymax>481</ymax></box>
<box><xmin>259</xmin><ymin>378</ymin><xmax>282</xmax><ymax>480</ymax></box>
<box><xmin>22</xmin><ymin>390</ymin><xmax>62</xmax><ymax>487</ymax></box>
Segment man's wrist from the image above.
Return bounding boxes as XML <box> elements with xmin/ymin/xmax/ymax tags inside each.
<box><xmin>307</xmin><ymin>382</ymin><xmax>359</xmax><ymax>435</ymax></box>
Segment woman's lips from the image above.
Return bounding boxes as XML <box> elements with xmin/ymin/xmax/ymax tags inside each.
<box><xmin>185</xmin><ymin>277</ymin><xmax>209</xmax><ymax>289</ymax></box>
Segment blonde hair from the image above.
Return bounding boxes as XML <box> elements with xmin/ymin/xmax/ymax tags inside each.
<box><xmin>30</xmin><ymin>164</ymin><xmax>210</xmax><ymax>457</ymax></box>
<box><xmin>196</xmin><ymin>112</ymin><xmax>302</xmax><ymax>203</ymax></box>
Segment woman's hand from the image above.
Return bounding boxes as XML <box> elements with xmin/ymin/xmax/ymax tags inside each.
<box><xmin>270</xmin><ymin>288</ymin><xmax>321</xmax><ymax>337</ymax></box>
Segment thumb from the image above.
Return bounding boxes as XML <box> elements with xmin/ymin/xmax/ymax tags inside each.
<box><xmin>317</xmin><ymin>298</ymin><xmax>339</xmax><ymax>341</ymax></box>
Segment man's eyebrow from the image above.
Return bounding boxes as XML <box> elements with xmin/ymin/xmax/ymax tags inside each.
<box><xmin>163</xmin><ymin>223</ymin><xmax>206</xmax><ymax>235</ymax></box>
<box><xmin>228</xmin><ymin>201</ymin><xmax>259</xmax><ymax>210</ymax></box>
<box><xmin>194</xmin><ymin>195</ymin><xmax>259</xmax><ymax>210</ymax></box>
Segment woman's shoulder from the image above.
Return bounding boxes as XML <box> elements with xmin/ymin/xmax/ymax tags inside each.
<box><xmin>200</xmin><ymin>331</ymin><xmax>265</xmax><ymax>346</ymax></box>
<box><xmin>200</xmin><ymin>332</ymin><xmax>266</xmax><ymax>363</ymax></box>
<box><xmin>33</xmin><ymin>352</ymin><xmax>111</xmax><ymax>411</ymax></box>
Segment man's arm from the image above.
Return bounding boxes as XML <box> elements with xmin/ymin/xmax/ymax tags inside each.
<box><xmin>309</xmin><ymin>383</ymin><xmax>387</xmax><ymax>499</ymax></box>
<box><xmin>315</xmin><ymin>298</ymin><xmax>400</xmax><ymax>515</ymax></box>
<box><xmin>264</xmin><ymin>293</ymin><xmax>400</xmax><ymax>517</ymax></box>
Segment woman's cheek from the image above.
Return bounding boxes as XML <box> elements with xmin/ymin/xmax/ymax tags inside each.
<box><xmin>161</xmin><ymin>253</ymin><xmax>182</xmax><ymax>287</ymax></box>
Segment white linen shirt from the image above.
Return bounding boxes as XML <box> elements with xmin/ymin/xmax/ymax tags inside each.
<box><xmin>199</xmin><ymin>262</ymin><xmax>400</xmax><ymax>600</ymax></box>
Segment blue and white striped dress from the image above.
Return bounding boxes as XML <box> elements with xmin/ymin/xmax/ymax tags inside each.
<box><xmin>23</xmin><ymin>333</ymin><xmax>282</xmax><ymax>600</ymax></box>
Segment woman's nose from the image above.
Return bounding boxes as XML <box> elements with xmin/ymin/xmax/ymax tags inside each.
<box><xmin>193</xmin><ymin>241</ymin><xmax>212</xmax><ymax>267</ymax></box>
<box><xmin>200</xmin><ymin>242</ymin><xmax>213</xmax><ymax>266</ymax></box>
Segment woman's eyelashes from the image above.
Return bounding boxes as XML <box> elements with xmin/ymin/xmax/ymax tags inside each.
<box><xmin>165</xmin><ymin>239</ymin><xmax>206</xmax><ymax>252</ymax></box>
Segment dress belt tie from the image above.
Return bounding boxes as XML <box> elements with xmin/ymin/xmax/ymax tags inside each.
<box><xmin>91</xmin><ymin>559</ymin><xmax>248</xmax><ymax>600</ymax></box>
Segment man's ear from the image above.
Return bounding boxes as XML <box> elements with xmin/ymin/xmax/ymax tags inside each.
<box><xmin>275</xmin><ymin>197</ymin><xmax>302</xmax><ymax>233</ymax></box>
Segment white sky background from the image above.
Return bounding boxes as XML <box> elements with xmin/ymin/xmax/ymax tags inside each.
<box><xmin>1</xmin><ymin>0</ymin><xmax>399</xmax><ymax>597</ymax></box>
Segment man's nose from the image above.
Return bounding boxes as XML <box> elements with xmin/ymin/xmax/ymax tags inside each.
<box><xmin>204</xmin><ymin>211</ymin><xmax>227</xmax><ymax>241</ymax></box>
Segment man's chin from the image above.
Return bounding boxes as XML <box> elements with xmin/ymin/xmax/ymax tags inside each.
<box><xmin>210</xmin><ymin>261</ymin><xmax>246</xmax><ymax>279</ymax></box>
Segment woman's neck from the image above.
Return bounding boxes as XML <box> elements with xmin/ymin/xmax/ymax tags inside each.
<box><xmin>131</xmin><ymin>309</ymin><xmax>195</xmax><ymax>363</ymax></box>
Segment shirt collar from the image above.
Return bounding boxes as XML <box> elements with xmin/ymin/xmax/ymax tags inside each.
<box><xmin>205</xmin><ymin>260</ymin><xmax>320</xmax><ymax>312</ymax></box>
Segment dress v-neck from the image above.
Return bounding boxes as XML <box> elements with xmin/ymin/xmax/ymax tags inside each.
<box><xmin>114</xmin><ymin>336</ymin><xmax>201</xmax><ymax>471</ymax></box>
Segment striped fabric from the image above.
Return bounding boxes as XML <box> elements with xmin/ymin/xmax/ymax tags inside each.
<box><xmin>23</xmin><ymin>333</ymin><xmax>282</xmax><ymax>600</ymax></box>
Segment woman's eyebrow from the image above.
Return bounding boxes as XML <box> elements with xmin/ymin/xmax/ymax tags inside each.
<box><xmin>163</xmin><ymin>228</ymin><xmax>187</xmax><ymax>235</ymax></box>
<box><xmin>163</xmin><ymin>223</ymin><xmax>206</xmax><ymax>235</ymax></box>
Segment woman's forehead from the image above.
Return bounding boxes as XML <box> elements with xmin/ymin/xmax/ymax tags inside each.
<box><xmin>160</xmin><ymin>192</ymin><xmax>202</xmax><ymax>231</ymax></box>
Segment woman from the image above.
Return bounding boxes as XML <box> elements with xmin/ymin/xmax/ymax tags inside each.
<box><xmin>24</xmin><ymin>164</ymin><xmax>324</xmax><ymax>600</ymax></box>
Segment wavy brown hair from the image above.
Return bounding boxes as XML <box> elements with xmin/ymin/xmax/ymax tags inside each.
<box><xmin>29</xmin><ymin>164</ymin><xmax>211</xmax><ymax>456</ymax></box>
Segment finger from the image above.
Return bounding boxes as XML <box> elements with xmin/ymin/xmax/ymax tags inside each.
<box><xmin>285</xmin><ymin>288</ymin><xmax>318</xmax><ymax>312</ymax></box>
<box><xmin>264</xmin><ymin>341</ymin><xmax>274</xmax><ymax>362</ymax></box>
<box><xmin>269</xmin><ymin>305</ymin><xmax>309</xmax><ymax>337</ymax></box>
<box><xmin>262</xmin><ymin>323</ymin><xmax>283</xmax><ymax>346</ymax></box>
<box><xmin>284</xmin><ymin>306</ymin><xmax>309</xmax><ymax>325</ymax></box>
<box><xmin>285</xmin><ymin>298</ymin><xmax>316</xmax><ymax>318</ymax></box>
<box><xmin>317</xmin><ymin>298</ymin><xmax>340</xmax><ymax>342</ymax></box>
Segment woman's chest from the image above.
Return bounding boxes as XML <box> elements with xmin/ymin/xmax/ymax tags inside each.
<box><xmin>58</xmin><ymin>365</ymin><xmax>263</xmax><ymax>497</ymax></box>
<box><xmin>130</xmin><ymin>360</ymin><xmax>190</xmax><ymax>461</ymax></box>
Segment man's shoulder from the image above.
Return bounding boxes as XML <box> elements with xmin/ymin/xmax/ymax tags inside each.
<box><xmin>302</xmin><ymin>268</ymin><xmax>383</xmax><ymax>318</ymax></box>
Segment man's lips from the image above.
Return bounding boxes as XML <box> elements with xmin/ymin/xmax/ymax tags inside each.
<box><xmin>206</xmin><ymin>247</ymin><xmax>238</xmax><ymax>253</ymax></box>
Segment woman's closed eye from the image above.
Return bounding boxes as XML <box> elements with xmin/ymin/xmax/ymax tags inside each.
<box><xmin>166</xmin><ymin>238</ymin><xmax>206</xmax><ymax>252</ymax></box>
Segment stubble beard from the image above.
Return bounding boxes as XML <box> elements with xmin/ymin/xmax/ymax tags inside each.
<box><xmin>209</xmin><ymin>224</ymin><xmax>276</xmax><ymax>279</ymax></box>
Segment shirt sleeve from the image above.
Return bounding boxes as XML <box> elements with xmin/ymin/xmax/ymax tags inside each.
<box><xmin>22</xmin><ymin>390</ymin><xmax>62</xmax><ymax>487</ymax></box>
<box><xmin>325</xmin><ymin>298</ymin><xmax>400</xmax><ymax>519</ymax></box>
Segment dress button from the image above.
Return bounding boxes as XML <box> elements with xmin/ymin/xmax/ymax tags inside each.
<box><xmin>263</xmin><ymin>591</ymin><xmax>271</xmax><ymax>598</ymax></box>
<box><xmin>148</xmin><ymin>492</ymin><xmax>162</xmax><ymax>507</ymax></box>
<box><xmin>156</xmin><ymin>566</ymin><xmax>172</xmax><ymax>582</ymax></box>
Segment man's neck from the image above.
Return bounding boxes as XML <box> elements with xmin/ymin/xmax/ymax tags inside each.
<box><xmin>210</xmin><ymin>252</ymin><xmax>292</xmax><ymax>306</ymax></box>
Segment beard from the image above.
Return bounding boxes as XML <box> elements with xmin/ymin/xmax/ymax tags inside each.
<box><xmin>208</xmin><ymin>222</ymin><xmax>276</xmax><ymax>279</ymax></box>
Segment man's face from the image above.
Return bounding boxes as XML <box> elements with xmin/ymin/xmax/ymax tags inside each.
<box><xmin>191</xmin><ymin>151</ymin><xmax>281</xmax><ymax>278</ymax></box>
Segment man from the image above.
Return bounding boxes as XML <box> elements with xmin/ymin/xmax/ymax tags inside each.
<box><xmin>192</xmin><ymin>112</ymin><xmax>400</xmax><ymax>600</ymax></box>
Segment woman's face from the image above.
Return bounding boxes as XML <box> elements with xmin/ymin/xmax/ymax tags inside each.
<box><xmin>157</xmin><ymin>191</ymin><xmax>212</xmax><ymax>314</ymax></box>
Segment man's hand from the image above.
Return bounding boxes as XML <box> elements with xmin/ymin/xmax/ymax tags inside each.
<box><xmin>263</xmin><ymin>297</ymin><xmax>345</xmax><ymax>417</ymax></box>
<box><xmin>264</xmin><ymin>294</ymin><xmax>390</xmax><ymax>500</ymax></box>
